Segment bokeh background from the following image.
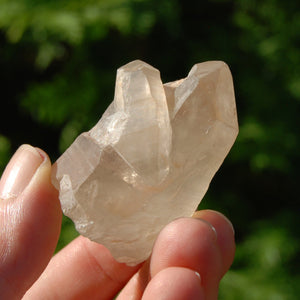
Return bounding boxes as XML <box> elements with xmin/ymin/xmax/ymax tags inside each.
<box><xmin>0</xmin><ymin>0</ymin><xmax>299</xmax><ymax>298</ymax></box>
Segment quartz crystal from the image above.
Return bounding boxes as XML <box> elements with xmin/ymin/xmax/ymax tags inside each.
<box><xmin>51</xmin><ymin>60</ymin><xmax>238</xmax><ymax>265</ymax></box>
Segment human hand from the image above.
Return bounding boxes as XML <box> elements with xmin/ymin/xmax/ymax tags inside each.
<box><xmin>0</xmin><ymin>144</ymin><xmax>235</xmax><ymax>300</ymax></box>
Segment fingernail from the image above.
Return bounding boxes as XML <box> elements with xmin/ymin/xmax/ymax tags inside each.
<box><xmin>0</xmin><ymin>145</ymin><xmax>44</xmax><ymax>200</ymax></box>
<box><xmin>194</xmin><ymin>217</ymin><xmax>218</xmax><ymax>241</ymax></box>
<box><xmin>194</xmin><ymin>271</ymin><xmax>201</xmax><ymax>284</ymax></box>
<box><xmin>207</xmin><ymin>210</ymin><xmax>235</xmax><ymax>236</ymax></box>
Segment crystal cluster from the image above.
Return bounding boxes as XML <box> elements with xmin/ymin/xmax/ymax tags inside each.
<box><xmin>51</xmin><ymin>60</ymin><xmax>238</xmax><ymax>265</ymax></box>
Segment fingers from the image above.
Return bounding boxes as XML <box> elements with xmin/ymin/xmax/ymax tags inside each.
<box><xmin>118</xmin><ymin>210</ymin><xmax>235</xmax><ymax>300</ymax></box>
<box><xmin>23</xmin><ymin>236</ymin><xmax>141</xmax><ymax>300</ymax></box>
<box><xmin>151</xmin><ymin>211</ymin><xmax>235</xmax><ymax>299</ymax></box>
<box><xmin>0</xmin><ymin>145</ymin><xmax>62</xmax><ymax>299</ymax></box>
<box><xmin>150</xmin><ymin>210</ymin><xmax>235</xmax><ymax>299</ymax></box>
<box><xmin>25</xmin><ymin>210</ymin><xmax>234</xmax><ymax>300</ymax></box>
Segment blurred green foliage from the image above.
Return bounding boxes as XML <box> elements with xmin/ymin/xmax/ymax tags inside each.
<box><xmin>220</xmin><ymin>214</ymin><xmax>300</xmax><ymax>299</ymax></box>
<box><xmin>0</xmin><ymin>0</ymin><xmax>299</xmax><ymax>298</ymax></box>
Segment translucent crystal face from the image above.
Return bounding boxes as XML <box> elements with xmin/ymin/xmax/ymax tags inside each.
<box><xmin>52</xmin><ymin>60</ymin><xmax>238</xmax><ymax>266</ymax></box>
<box><xmin>112</xmin><ymin>61</ymin><xmax>172</xmax><ymax>186</ymax></box>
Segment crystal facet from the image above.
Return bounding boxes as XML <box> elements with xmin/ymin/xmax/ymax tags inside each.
<box><xmin>52</xmin><ymin>60</ymin><xmax>238</xmax><ymax>265</ymax></box>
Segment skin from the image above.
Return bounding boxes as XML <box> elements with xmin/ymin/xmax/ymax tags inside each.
<box><xmin>0</xmin><ymin>145</ymin><xmax>235</xmax><ymax>300</ymax></box>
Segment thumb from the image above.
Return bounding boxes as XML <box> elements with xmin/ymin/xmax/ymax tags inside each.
<box><xmin>0</xmin><ymin>144</ymin><xmax>62</xmax><ymax>299</ymax></box>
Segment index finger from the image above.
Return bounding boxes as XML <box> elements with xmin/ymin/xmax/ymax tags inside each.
<box><xmin>23</xmin><ymin>236</ymin><xmax>141</xmax><ymax>300</ymax></box>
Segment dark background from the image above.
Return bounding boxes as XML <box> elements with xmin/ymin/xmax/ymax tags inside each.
<box><xmin>0</xmin><ymin>0</ymin><xmax>299</xmax><ymax>298</ymax></box>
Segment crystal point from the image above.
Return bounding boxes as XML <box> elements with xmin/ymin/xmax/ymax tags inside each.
<box><xmin>52</xmin><ymin>60</ymin><xmax>238</xmax><ymax>265</ymax></box>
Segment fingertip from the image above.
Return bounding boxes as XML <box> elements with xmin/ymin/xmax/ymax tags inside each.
<box><xmin>142</xmin><ymin>267</ymin><xmax>205</xmax><ymax>300</ymax></box>
<box><xmin>149</xmin><ymin>212</ymin><xmax>235</xmax><ymax>299</ymax></box>
<box><xmin>193</xmin><ymin>209</ymin><xmax>235</xmax><ymax>236</ymax></box>
<box><xmin>150</xmin><ymin>217</ymin><xmax>220</xmax><ymax>277</ymax></box>
<box><xmin>0</xmin><ymin>144</ymin><xmax>44</xmax><ymax>201</ymax></box>
<box><xmin>192</xmin><ymin>210</ymin><xmax>236</xmax><ymax>275</ymax></box>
